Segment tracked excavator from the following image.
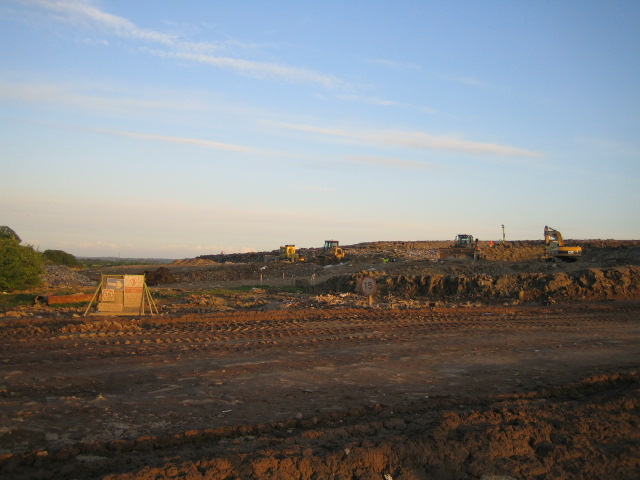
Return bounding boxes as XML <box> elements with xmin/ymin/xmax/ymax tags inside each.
<box><xmin>544</xmin><ymin>226</ymin><xmax>582</xmax><ymax>262</ymax></box>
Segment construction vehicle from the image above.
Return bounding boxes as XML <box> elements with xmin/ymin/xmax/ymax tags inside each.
<box><xmin>438</xmin><ymin>234</ymin><xmax>482</xmax><ymax>260</ymax></box>
<box><xmin>544</xmin><ymin>226</ymin><xmax>582</xmax><ymax>262</ymax></box>
<box><xmin>314</xmin><ymin>240</ymin><xmax>346</xmax><ymax>264</ymax></box>
<box><xmin>278</xmin><ymin>245</ymin><xmax>303</xmax><ymax>262</ymax></box>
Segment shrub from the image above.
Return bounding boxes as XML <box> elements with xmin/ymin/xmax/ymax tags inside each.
<box><xmin>0</xmin><ymin>237</ymin><xmax>44</xmax><ymax>291</ymax></box>
<box><xmin>0</xmin><ymin>226</ymin><xmax>21</xmax><ymax>243</ymax></box>
<box><xmin>43</xmin><ymin>249</ymin><xmax>82</xmax><ymax>268</ymax></box>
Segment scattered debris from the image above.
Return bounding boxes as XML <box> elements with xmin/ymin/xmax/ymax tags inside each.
<box><xmin>42</xmin><ymin>265</ymin><xmax>94</xmax><ymax>288</ymax></box>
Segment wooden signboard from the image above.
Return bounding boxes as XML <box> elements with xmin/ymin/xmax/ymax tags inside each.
<box><xmin>84</xmin><ymin>274</ymin><xmax>158</xmax><ymax>316</ymax></box>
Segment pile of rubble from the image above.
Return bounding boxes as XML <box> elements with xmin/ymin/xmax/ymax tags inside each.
<box><xmin>144</xmin><ymin>267</ymin><xmax>176</xmax><ymax>286</ymax></box>
<box><xmin>42</xmin><ymin>265</ymin><xmax>95</xmax><ymax>288</ymax></box>
<box><xmin>145</xmin><ymin>262</ymin><xmax>325</xmax><ymax>286</ymax></box>
<box><xmin>158</xmin><ymin>292</ymin><xmax>271</xmax><ymax>314</ymax></box>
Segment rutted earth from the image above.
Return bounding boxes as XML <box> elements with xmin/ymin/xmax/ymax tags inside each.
<box><xmin>1</xmin><ymin>240</ymin><xmax>639</xmax><ymax>479</ymax></box>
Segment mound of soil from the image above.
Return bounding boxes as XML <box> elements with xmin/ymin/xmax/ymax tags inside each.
<box><xmin>170</xmin><ymin>258</ymin><xmax>217</xmax><ymax>266</ymax></box>
<box><xmin>319</xmin><ymin>266</ymin><xmax>640</xmax><ymax>304</ymax></box>
<box><xmin>143</xmin><ymin>267</ymin><xmax>175</xmax><ymax>286</ymax></box>
<box><xmin>126</xmin><ymin>242</ymin><xmax>640</xmax><ymax>311</ymax></box>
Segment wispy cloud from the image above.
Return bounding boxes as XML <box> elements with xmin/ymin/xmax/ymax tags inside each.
<box><xmin>168</xmin><ymin>51</ymin><xmax>341</xmax><ymax>88</ymax></box>
<box><xmin>25</xmin><ymin>0</ymin><xmax>342</xmax><ymax>87</ymax></box>
<box><xmin>338</xmin><ymin>94</ymin><xmax>437</xmax><ymax>115</ymax></box>
<box><xmin>368</xmin><ymin>58</ymin><xmax>485</xmax><ymax>89</ymax></box>
<box><xmin>280</xmin><ymin>123</ymin><xmax>543</xmax><ymax>158</ymax></box>
<box><xmin>30</xmin><ymin>0</ymin><xmax>181</xmax><ymax>46</ymax></box>
<box><xmin>0</xmin><ymin>80</ymin><xmax>206</xmax><ymax>113</ymax></box>
<box><xmin>375</xmin><ymin>130</ymin><xmax>541</xmax><ymax>157</ymax></box>
<box><xmin>94</xmin><ymin>127</ymin><xmax>261</xmax><ymax>154</ymax></box>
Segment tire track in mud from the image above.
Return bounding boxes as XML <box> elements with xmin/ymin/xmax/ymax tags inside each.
<box><xmin>2</xmin><ymin>305</ymin><xmax>634</xmax><ymax>351</ymax></box>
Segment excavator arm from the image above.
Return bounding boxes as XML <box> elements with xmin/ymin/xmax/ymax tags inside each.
<box><xmin>544</xmin><ymin>226</ymin><xmax>564</xmax><ymax>246</ymax></box>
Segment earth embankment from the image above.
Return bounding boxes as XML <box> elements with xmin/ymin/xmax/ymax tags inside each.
<box><xmin>319</xmin><ymin>266</ymin><xmax>640</xmax><ymax>304</ymax></box>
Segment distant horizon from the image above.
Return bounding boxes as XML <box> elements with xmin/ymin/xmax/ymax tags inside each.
<box><xmin>64</xmin><ymin>235</ymin><xmax>639</xmax><ymax>260</ymax></box>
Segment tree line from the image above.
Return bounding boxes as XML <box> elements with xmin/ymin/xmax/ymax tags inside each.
<box><xmin>0</xmin><ymin>226</ymin><xmax>81</xmax><ymax>291</ymax></box>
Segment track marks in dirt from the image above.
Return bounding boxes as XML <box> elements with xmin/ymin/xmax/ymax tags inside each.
<box><xmin>3</xmin><ymin>305</ymin><xmax>635</xmax><ymax>360</ymax></box>
<box><xmin>2</xmin><ymin>372</ymin><xmax>638</xmax><ymax>480</ymax></box>
<box><xmin>2</xmin><ymin>302</ymin><xmax>639</xmax><ymax>479</ymax></box>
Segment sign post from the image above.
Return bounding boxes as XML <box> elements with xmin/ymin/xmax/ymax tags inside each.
<box><xmin>360</xmin><ymin>275</ymin><xmax>377</xmax><ymax>306</ymax></box>
<box><xmin>84</xmin><ymin>274</ymin><xmax>158</xmax><ymax>316</ymax></box>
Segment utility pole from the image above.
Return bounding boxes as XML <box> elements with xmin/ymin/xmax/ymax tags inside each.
<box><xmin>501</xmin><ymin>224</ymin><xmax>506</xmax><ymax>244</ymax></box>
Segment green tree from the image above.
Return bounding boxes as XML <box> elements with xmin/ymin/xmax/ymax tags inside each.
<box><xmin>0</xmin><ymin>237</ymin><xmax>44</xmax><ymax>291</ymax></box>
<box><xmin>0</xmin><ymin>226</ymin><xmax>21</xmax><ymax>243</ymax></box>
<box><xmin>43</xmin><ymin>249</ymin><xmax>82</xmax><ymax>268</ymax></box>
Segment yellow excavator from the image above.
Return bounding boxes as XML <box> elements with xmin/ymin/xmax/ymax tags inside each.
<box><xmin>544</xmin><ymin>226</ymin><xmax>582</xmax><ymax>262</ymax></box>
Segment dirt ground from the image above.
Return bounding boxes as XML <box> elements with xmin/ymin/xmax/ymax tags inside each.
<box><xmin>1</xmin><ymin>240</ymin><xmax>640</xmax><ymax>479</ymax></box>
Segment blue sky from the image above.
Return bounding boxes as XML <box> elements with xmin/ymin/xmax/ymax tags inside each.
<box><xmin>1</xmin><ymin>1</ymin><xmax>639</xmax><ymax>258</ymax></box>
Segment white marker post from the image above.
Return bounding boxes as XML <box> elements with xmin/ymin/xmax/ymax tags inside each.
<box><xmin>360</xmin><ymin>275</ymin><xmax>377</xmax><ymax>306</ymax></box>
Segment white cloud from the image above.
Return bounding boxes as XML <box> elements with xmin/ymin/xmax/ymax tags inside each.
<box><xmin>280</xmin><ymin>123</ymin><xmax>543</xmax><ymax>158</ymax></box>
<box><xmin>0</xmin><ymin>80</ymin><xmax>207</xmax><ymax>113</ymax></box>
<box><xmin>25</xmin><ymin>0</ymin><xmax>342</xmax><ymax>87</ymax></box>
<box><xmin>94</xmin><ymin>127</ymin><xmax>261</xmax><ymax>154</ymax></box>
<box><xmin>376</xmin><ymin>130</ymin><xmax>542</xmax><ymax>157</ymax></box>
<box><xmin>30</xmin><ymin>0</ymin><xmax>177</xmax><ymax>45</ymax></box>
<box><xmin>338</xmin><ymin>94</ymin><xmax>437</xmax><ymax>115</ymax></box>
<box><xmin>169</xmin><ymin>51</ymin><xmax>341</xmax><ymax>87</ymax></box>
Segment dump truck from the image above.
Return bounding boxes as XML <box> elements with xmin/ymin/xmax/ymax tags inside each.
<box><xmin>544</xmin><ymin>226</ymin><xmax>582</xmax><ymax>262</ymax></box>
<box><xmin>438</xmin><ymin>234</ymin><xmax>482</xmax><ymax>260</ymax></box>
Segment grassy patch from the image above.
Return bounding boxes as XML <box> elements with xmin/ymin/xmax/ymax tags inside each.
<box><xmin>79</xmin><ymin>258</ymin><xmax>170</xmax><ymax>268</ymax></box>
<box><xmin>154</xmin><ymin>285</ymin><xmax>307</xmax><ymax>299</ymax></box>
<box><xmin>0</xmin><ymin>293</ymin><xmax>37</xmax><ymax>307</ymax></box>
<box><xmin>274</xmin><ymin>286</ymin><xmax>307</xmax><ymax>294</ymax></box>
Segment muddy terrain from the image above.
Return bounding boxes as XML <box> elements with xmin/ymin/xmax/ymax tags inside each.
<box><xmin>1</xmin><ymin>240</ymin><xmax>639</xmax><ymax>479</ymax></box>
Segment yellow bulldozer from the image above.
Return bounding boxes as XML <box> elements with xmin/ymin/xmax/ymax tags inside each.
<box><xmin>314</xmin><ymin>240</ymin><xmax>346</xmax><ymax>264</ymax></box>
<box><xmin>278</xmin><ymin>244</ymin><xmax>304</xmax><ymax>262</ymax></box>
<box><xmin>544</xmin><ymin>226</ymin><xmax>582</xmax><ymax>262</ymax></box>
<box><xmin>438</xmin><ymin>234</ymin><xmax>482</xmax><ymax>260</ymax></box>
